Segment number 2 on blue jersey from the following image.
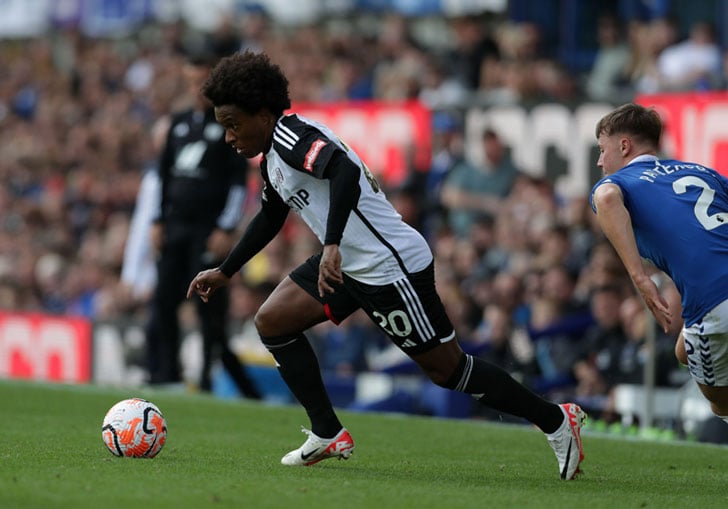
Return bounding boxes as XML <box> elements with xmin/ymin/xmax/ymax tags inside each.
<box><xmin>672</xmin><ymin>176</ymin><xmax>728</xmax><ymax>230</ymax></box>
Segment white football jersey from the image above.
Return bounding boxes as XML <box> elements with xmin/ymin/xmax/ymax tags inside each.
<box><xmin>262</xmin><ymin>114</ymin><xmax>432</xmax><ymax>285</ymax></box>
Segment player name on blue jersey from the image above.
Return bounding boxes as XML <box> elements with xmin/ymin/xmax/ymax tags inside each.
<box><xmin>638</xmin><ymin>161</ymin><xmax>711</xmax><ymax>183</ymax></box>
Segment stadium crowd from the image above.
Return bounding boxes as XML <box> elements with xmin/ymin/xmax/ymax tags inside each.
<box><xmin>1</xmin><ymin>5</ymin><xmax>725</xmax><ymax>421</ymax></box>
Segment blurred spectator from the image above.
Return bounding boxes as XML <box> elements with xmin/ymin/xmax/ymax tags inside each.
<box><xmin>585</xmin><ymin>15</ymin><xmax>631</xmax><ymax>101</ymax></box>
<box><xmin>628</xmin><ymin>17</ymin><xmax>679</xmax><ymax>94</ymax></box>
<box><xmin>575</xmin><ymin>240</ymin><xmax>628</xmax><ymax>300</ymax></box>
<box><xmin>527</xmin><ymin>264</ymin><xmax>593</xmax><ymax>400</ymax></box>
<box><xmin>531</xmin><ymin>224</ymin><xmax>574</xmax><ymax>273</ymax></box>
<box><xmin>572</xmin><ymin>283</ymin><xmax>632</xmax><ymax>416</ymax></box>
<box><xmin>477</xmin><ymin>21</ymin><xmax>552</xmax><ymax>104</ymax></box>
<box><xmin>372</xmin><ymin>13</ymin><xmax>428</xmax><ymax>100</ymax></box>
<box><xmin>144</xmin><ymin>51</ymin><xmax>259</xmax><ymax>400</ymax></box>
<box><xmin>496</xmin><ymin>21</ymin><xmax>543</xmax><ymax>61</ymax></box>
<box><xmin>558</xmin><ymin>196</ymin><xmax>599</xmax><ymax>276</ymax></box>
<box><xmin>237</xmin><ymin>5</ymin><xmax>271</xmax><ymax>54</ymax></box>
<box><xmin>440</xmin><ymin>128</ymin><xmax>521</xmax><ymax>238</ymax></box>
<box><xmin>574</xmin><ymin>284</ymin><xmax>681</xmax><ymax>422</ymax></box>
<box><xmin>490</xmin><ymin>270</ymin><xmax>530</xmax><ymax>328</ymax></box>
<box><xmin>418</xmin><ymin>110</ymin><xmax>464</xmax><ymax>239</ymax></box>
<box><xmin>621</xmin><ymin>20</ymin><xmax>654</xmax><ymax>94</ymax></box>
<box><xmin>419</xmin><ymin>55</ymin><xmax>469</xmax><ymax>108</ymax></box>
<box><xmin>474</xmin><ymin>303</ymin><xmax>538</xmax><ymax>388</ymax></box>
<box><xmin>656</xmin><ymin>20</ymin><xmax>722</xmax><ymax>91</ymax></box>
<box><xmin>533</xmin><ymin>59</ymin><xmax>580</xmax><ymax>103</ymax></box>
<box><xmin>205</xmin><ymin>18</ymin><xmax>243</xmax><ymax>58</ymax></box>
<box><xmin>480</xmin><ymin>58</ymin><xmax>542</xmax><ymax>104</ymax></box>
<box><xmin>444</xmin><ymin>15</ymin><xmax>501</xmax><ymax>91</ymax></box>
<box><xmin>118</xmin><ymin>115</ymin><xmax>170</xmax><ymax>312</ymax></box>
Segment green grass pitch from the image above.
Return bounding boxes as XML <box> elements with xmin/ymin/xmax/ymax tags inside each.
<box><xmin>1</xmin><ymin>380</ymin><xmax>727</xmax><ymax>509</ymax></box>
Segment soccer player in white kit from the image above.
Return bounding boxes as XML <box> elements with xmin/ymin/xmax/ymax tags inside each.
<box><xmin>592</xmin><ymin>102</ymin><xmax>728</xmax><ymax>426</ymax></box>
<box><xmin>187</xmin><ymin>50</ymin><xmax>586</xmax><ymax>479</ymax></box>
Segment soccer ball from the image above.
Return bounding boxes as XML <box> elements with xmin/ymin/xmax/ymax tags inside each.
<box><xmin>102</xmin><ymin>398</ymin><xmax>167</xmax><ymax>458</ymax></box>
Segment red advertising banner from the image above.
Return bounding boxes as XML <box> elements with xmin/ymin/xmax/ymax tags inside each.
<box><xmin>291</xmin><ymin>101</ymin><xmax>432</xmax><ymax>187</ymax></box>
<box><xmin>0</xmin><ymin>312</ymin><xmax>92</xmax><ymax>383</ymax></box>
<box><xmin>637</xmin><ymin>92</ymin><xmax>728</xmax><ymax>177</ymax></box>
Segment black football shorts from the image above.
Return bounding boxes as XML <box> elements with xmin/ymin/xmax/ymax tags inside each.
<box><xmin>289</xmin><ymin>254</ymin><xmax>455</xmax><ymax>355</ymax></box>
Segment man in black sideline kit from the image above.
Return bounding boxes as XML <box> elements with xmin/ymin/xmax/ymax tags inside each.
<box><xmin>146</xmin><ymin>51</ymin><xmax>260</xmax><ymax>400</ymax></box>
<box><xmin>187</xmin><ymin>50</ymin><xmax>586</xmax><ymax>478</ymax></box>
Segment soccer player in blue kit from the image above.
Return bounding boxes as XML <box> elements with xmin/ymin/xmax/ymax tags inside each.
<box><xmin>186</xmin><ymin>50</ymin><xmax>586</xmax><ymax>479</ymax></box>
<box><xmin>591</xmin><ymin>103</ymin><xmax>728</xmax><ymax>425</ymax></box>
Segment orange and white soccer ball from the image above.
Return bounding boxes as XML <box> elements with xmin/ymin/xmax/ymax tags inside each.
<box><xmin>102</xmin><ymin>398</ymin><xmax>167</xmax><ymax>458</ymax></box>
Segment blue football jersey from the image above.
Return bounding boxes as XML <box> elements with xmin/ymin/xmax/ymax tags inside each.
<box><xmin>591</xmin><ymin>157</ymin><xmax>728</xmax><ymax>326</ymax></box>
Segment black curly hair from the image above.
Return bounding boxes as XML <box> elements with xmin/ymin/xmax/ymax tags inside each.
<box><xmin>202</xmin><ymin>50</ymin><xmax>291</xmax><ymax>117</ymax></box>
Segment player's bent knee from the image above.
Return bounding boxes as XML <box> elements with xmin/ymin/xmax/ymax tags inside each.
<box><xmin>254</xmin><ymin>304</ymin><xmax>280</xmax><ymax>337</ymax></box>
<box><xmin>253</xmin><ymin>310</ymin><xmax>268</xmax><ymax>336</ymax></box>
